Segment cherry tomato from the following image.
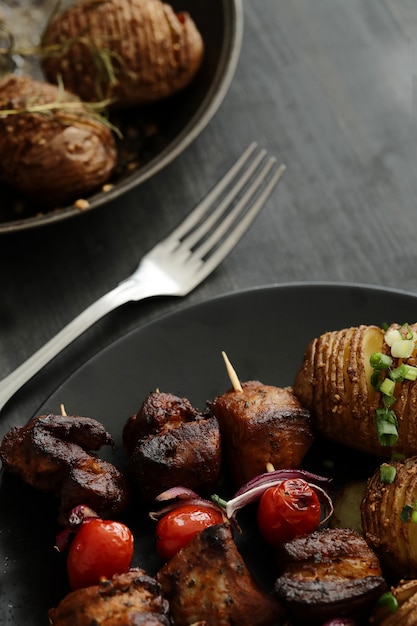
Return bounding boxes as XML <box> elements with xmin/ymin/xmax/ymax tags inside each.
<box><xmin>257</xmin><ymin>478</ymin><xmax>321</xmax><ymax>546</ymax></box>
<box><xmin>67</xmin><ymin>518</ymin><xmax>134</xmax><ymax>590</ymax></box>
<box><xmin>155</xmin><ymin>504</ymin><xmax>224</xmax><ymax>560</ymax></box>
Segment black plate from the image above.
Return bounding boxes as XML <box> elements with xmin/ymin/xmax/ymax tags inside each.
<box><xmin>0</xmin><ymin>0</ymin><xmax>243</xmax><ymax>233</ymax></box>
<box><xmin>2</xmin><ymin>282</ymin><xmax>417</xmax><ymax>624</ymax></box>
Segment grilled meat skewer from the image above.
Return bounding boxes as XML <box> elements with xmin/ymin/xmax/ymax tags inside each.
<box><xmin>209</xmin><ymin>380</ymin><xmax>313</xmax><ymax>487</ymax></box>
<box><xmin>157</xmin><ymin>522</ymin><xmax>286</xmax><ymax>625</ymax></box>
<box><xmin>0</xmin><ymin>414</ymin><xmax>129</xmax><ymax>524</ymax></box>
<box><xmin>274</xmin><ymin>527</ymin><xmax>386</xmax><ymax>624</ymax></box>
<box><xmin>124</xmin><ymin>391</ymin><xmax>221</xmax><ymax>501</ymax></box>
<box><xmin>48</xmin><ymin>568</ymin><xmax>171</xmax><ymax>625</ymax></box>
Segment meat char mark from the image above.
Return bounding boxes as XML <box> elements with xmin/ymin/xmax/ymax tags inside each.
<box><xmin>48</xmin><ymin>567</ymin><xmax>171</xmax><ymax>625</ymax></box>
<box><xmin>0</xmin><ymin>414</ymin><xmax>129</xmax><ymax>524</ymax></box>
<box><xmin>274</xmin><ymin>527</ymin><xmax>387</xmax><ymax>624</ymax></box>
<box><xmin>157</xmin><ymin>522</ymin><xmax>286</xmax><ymax>625</ymax></box>
<box><xmin>124</xmin><ymin>391</ymin><xmax>221</xmax><ymax>501</ymax></box>
<box><xmin>209</xmin><ymin>380</ymin><xmax>314</xmax><ymax>487</ymax></box>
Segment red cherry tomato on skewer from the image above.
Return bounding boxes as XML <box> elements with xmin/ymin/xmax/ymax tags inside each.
<box><xmin>67</xmin><ymin>518</ymin><xmax>134</xmax><ymax>590</ymax></box>
<box><xmin>257</xmin><ymin>478</ymin><xmax>321</xmax><ymax>547</ymax></box>
<box><xmin>155</xmin><ymin>504</ymin><xmax>224</xmax><ymax>560</ymax></box>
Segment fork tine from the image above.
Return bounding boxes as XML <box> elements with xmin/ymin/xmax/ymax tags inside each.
<box><xmin>192</xmin><ymin>160</ymin><xmax>286</xmax><ymax>281</ymax></box>
<box><xmin>180</xmin><ymin>148</ymin><xmax>269</xmax><ymax>250</ymax></box>
<box><xmin>192</xmin><ymin>155</ymin><xmax>280</xmax><ymax>259</ymax></box>
<box><xmin>169</xmin><ymin>142</ymin><xmax>259</xmax><ymax>241</ymax></box>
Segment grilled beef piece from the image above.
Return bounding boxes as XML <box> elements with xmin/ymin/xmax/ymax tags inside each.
<box><xmin>274</xmin><ymin>528</ymin><xmax>387</xmax><ymax>624</ymax></box>
<box><xmin>209</xmin><ymin>381</ymin><xmax>314</xmax><ymax>487</ymax></box>
<box><xmin>48</xmin><ymin>568</ymin><xmax>171</xmax><ymax>625</ymax></box>
<box><xmin>0</xmin><ymin>414</ymin><xmax>129</xmax><ymax>524</ymax></box>
<box><xmin>157</xmin><ymin>523</ymin><xmax>286</xmax><ymax>625</ymax></box>
<box><xmin>124</xmin><ymin>391</ymin><xmax>221</xmax><ymax>501</ymax></box>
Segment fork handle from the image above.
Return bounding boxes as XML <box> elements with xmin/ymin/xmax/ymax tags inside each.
<box><xmin>0</xmin><ymin>278</ymin><xmax>157</xmax><ymax>413</ymax></box>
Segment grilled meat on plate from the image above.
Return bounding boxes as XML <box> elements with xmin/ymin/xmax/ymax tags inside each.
<box><xmin>124</xmin><ymin>391</ymin><xmax>221</xmax><ymax>501</ymax></box>
<box><xmin>157</xmin><ymin>522</ymin><xmax>286</xmax><ymax>625</ymax></box>
<box><xmin>0</xmin><ymin>414</ymin><xmax>129</xmax><ymax>524</ymax></box>
<box><xmin>209</xmin><ymin>380</ymin><xmax>313</xmax><ymax>487</ymax></box>
<box><xmin>48</xmin><ymin>568</ymin><xmax>170</xmax><ymax>625</ymax></box>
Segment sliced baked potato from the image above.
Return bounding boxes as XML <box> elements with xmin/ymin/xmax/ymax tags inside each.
<box><xmin>293</xmin><ymin>323</ymin><xmax>417</xmax><ymax>458</ymax></box>
<box><xmin>361</xmin><ymin>456</ymin><xmax>417</xmax><ymax>580</ymax></box>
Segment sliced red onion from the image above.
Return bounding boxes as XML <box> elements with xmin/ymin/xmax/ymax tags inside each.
<box><xmin>149</xmin><ymin>486</ymin><xmax>227</xmax><ymax>522</ymax></box>
<box><xmin>225</xmin><ymin>469</ymin><xmax>333</xmax><ymax>523</ymax></box>
<box><xmin>55</xmin><ymin>505</ymin><xmax>100</xmax><ymax>552</ymax></box>
<box><xmin>154</xmin><ymin>486</ymin><xmax>201</xmax><ymax>502</ymax></box>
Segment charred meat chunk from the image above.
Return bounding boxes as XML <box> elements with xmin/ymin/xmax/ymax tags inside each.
<box><xmin>274</xmin><ymin>527</ymin><xmax>386</xmax><ymax>624</ymax></box>
<box><xmin>157</xmin><ymin>522</ymin><xmax>286</xmax><ymax>625</ymax></box>
<box><xmin>124</xmin><ymin>391</ymin><xmax>221</xmax><ymax>502</ymax></box>
<box><xmin>209</xmin><ymin>381</ymin><xmax>314</xmax><ymax>487</ymax></box>
<box><xmin>0</xmin><ymin>414</ymin><xmax>129</xmax><ymax>523</ymax></box>
<box><xmin>48</xmin><ymin>568</ymin><xmax>171</xmax><ymax>625</ymax></box>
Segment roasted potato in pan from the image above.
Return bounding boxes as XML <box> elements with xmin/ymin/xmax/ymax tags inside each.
<box><xmin>0</xmin><ymin>74</ymin><xmax>116</xmax><ymax>206</ymax></box>
<box><xmin>41</xmin><ymin>0</ymin><xmax>204</xmax><ymax>109</ymax></box>
<box><xmin>293</xmin><ymin>323</ymin><xmax>417</xmax><ymax>458</ymax></box>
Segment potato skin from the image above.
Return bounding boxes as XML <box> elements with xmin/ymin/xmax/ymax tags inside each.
<box><xmin>41</xmin><ymin>0</ymin><xmax>204</xmax><ymax>109</ymax></box>
<box><xmin>361</xmin><ymin>456</ymin><xmax>417</xmax><ymax>581</ymax></box>
<box><xmin>293</xmin><ymin>324</ymin><xmax>417</xmax><ymax>458</ymax></box>
<box><xmin>0</xmin><ymin>74</ymin><xmax>116</xmax><ymax>206</ymax></box>
<box><xmin>370</xmin><ymin>579</ymin><xmax>417</xmax><ymax>625</ymax></box>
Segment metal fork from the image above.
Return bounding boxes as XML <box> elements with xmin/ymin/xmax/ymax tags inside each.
<box><xmin>0</xmin><ymin>143</ymin><xmax>285</xmax><ymax>413</ymax></box>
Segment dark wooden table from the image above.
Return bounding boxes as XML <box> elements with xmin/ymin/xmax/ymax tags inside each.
<box><xmin>1</xmin><ymin>0</ymin><xmax>417</xmax><ymax>436</ymax></box>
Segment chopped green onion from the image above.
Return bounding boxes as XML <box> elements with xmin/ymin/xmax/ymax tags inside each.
<box><xmin>385</xmin><ymin>328</ymin><xmax>402</xmax><ymax>346</ymax></box>
<box><xmin>391</xmin><ymin>452</ymin><xmax>406</xmax><ymax>461</ymax></box>
<box><xmin>383</xmin><ymin>394</ymin><xmax>396</xmax><ymax>408</ymax></box>
<box><xmin>404</xmin><ymin>365</ymin><xmax>417</xmax><ymax>381</ymax></box>
<box><xmin>380</xmin><ymin>464</ymin><xmax>396</xmax><ymax>484</ymax></box>
<box><xmin>400</xmin><ymin>322</ymin><xmax>413</xmax><ymax>340</ymax></box>
<box><xmin>377</xmin><ymin>591</ymin><xmax>398</xmax><ymax>613</ymax></box>
<box><xmin>401</xmin><ymin>504</ymin><xmax>413</xmax><ymax>522</ymax></box>
<box><xmin>389</xmin><ymin>363</ymin><xmax>408</xmax><ymax>382</ymax></box>
<box><xmin>391</xmin><ymin>339</ymin><xmax>415</xmax><ymax>359</ymax></box>
<box><xmin>375</xmin><ymin>408</ymin><xmax>398</xmax><ymax>446</ymax></box>
<box><xmin>370</xmin><ymin>370</ymin><xmax>383</xmax><ymax>391</ymax></box>
<box><xmin>412</xmin><ymin>510</ymin><xmax>417</xmax><ymax>523</ymax></box>
<box><xmin>379</xmin><ymin>378</ymin><xmax>395</xmax><ymax>396</ymax></box>
<box><xmin>370</xmin><ymin>352</ymin><xmax>393</xmax><ymax>370</ymax></box>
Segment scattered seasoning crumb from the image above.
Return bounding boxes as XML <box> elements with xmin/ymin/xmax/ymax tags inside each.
<box><xmin>102</xmin><ymin>183</ymin><xmax>114</xmax><ymax>192</ymax></box>
<box><xmin>74</xmin><ymin>199</ymin><xmax>90</xmax><ymax>210</ymax></box>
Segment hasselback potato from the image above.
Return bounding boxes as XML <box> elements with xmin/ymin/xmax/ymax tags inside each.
<box><xmin>293</xmin><ymin>323</ymin><xmax>417</xmax><ymax>458</ymax></box>
<box><xmin>361</xmin><ymin>456</ymin><xmax>417</xmax><ymax>580</ymax></box>
<box><xmin>0</xmin><ymin>74</ymin><xmax>116</xmax><ymax>206</ymax></box>
<box><xmin>370</xmin><ymin>579</ymin><xmax>417</xmax><ymax>625</ymax></box>
<box><xmin>41</xmin><ymin>0</ymin><xmax>204</xmax><ymax>109</ymax></box>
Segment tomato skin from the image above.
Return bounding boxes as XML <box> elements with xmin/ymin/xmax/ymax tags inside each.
<box><xmin>155</xmin><ymin>504</ymin><xmax>224</xmax><ymax>560</ymax></box>
<box><xmin>257</xmin><ymin>478</ymin><xmax>321</xmax><ymax>547</ymax></box>
<box><xmin>67</xmin><ymin>518</ymin><xmax>134</xmax><ymax>590</ymax></box>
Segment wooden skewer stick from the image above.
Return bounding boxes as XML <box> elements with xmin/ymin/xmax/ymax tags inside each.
<box><xmin>222</xmin><ymin>351</ymin><xmax>243</xmax><ymax>392</ymax></box>
<box><xmin>266</xmin><ymin>462</ymin><xmax>275</xmax><ymax>472</ymax></box>
<box><xmin>60</xmin><ymin>403</ymin><xmax>67</xmax><ymax>416</ymax></box>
